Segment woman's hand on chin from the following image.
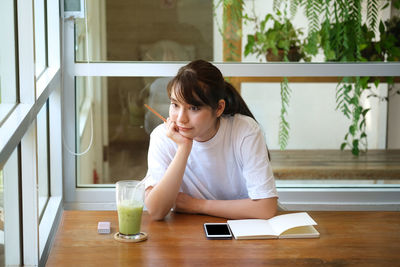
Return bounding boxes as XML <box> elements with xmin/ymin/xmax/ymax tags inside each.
<box><xmin>166</xmin><ymin>118</ymin><xmax>193</xmax><ymax>149</ymax></box>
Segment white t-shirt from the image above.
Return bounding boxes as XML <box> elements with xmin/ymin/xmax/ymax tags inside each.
<box><xmin>146</xmin><ymin>114</ymin><xmax>278</xmax><ymax>200</ymax></box>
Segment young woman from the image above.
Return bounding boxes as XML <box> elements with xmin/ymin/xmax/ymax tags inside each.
<box><xmin>144</xmin><ymin>60</ymin><xmax>278</xmax><ymax>221</ymax></box>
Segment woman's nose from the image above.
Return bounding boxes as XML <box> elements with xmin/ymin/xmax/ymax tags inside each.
<box><xmin>177</xmin><ymin>109</ymin><xmax>188</xmax><ymax>123</ymax></box>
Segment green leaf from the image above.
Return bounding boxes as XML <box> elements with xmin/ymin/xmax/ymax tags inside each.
<box><xmin>352</xmin><ymin>139</ymin><xmax>359</xmax><ymax>156</ymax></box>
<box><xmin>394</xmin><ymin>0</ymin><xmax>400</xmax><ymax>9</ymax></box>
<box><xmin>349</xmin><ymin>125</ymin><xmax>356</xmax><ymax>136</ymax></box>
<box><xmin>374</xmin><ymin>79</ymin><xmax>380</xmax><ymax>88</ymax></box>
<box><xmin>340</xmin><ymin>142</ymin><xmax>347</xmax><ymax>150</ymax></box>
<box><xmin>352</xmin><ymin>146</ymin><xmax>359</xmax><ymax>156</ymax></box>
<box><xmin>353</xmin><ymin>139</ymin><xmax>359</xmax><ymax>147</ymax></box>
<box><xmin>360</xmin><ymin>76</ymin><xmax>369</xmax><ymax>89</ymax></box>
<box><xmin>350</xmin><ymin>97</ymin><xmax>358</xmax><ymax>105</ymax></box>
<box><xmin>379</xmin><ymin>20</ymin><xmax>385</xmax><ymax>33</ymax></box>
<box><xmin>359</xmin><ymin>119</ymin><xmax>366</xmax><ymax>129</ymax></box>
<box><xmin>381</xmin><ymin>2</ymin><xmax>390</xmax><ymax>10</ymax></box>
<box><xmin>362</xmin><ymin>108</ymin><xmax>370</xmax><ymax>117</ymax></box>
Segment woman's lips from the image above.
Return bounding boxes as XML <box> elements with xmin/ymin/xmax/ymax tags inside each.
<box><xmin>178</xmin><ymin>126</ymin><xmax>192</xmax><ymax>132</ymax></box>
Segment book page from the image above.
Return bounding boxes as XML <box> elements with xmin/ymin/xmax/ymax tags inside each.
<box><xmin>227</xmin><ymin>219</ymin><xmax>276</xmax><ymax>238</ymax></box>
<box><xmin>268</xmin><ymin>212</ymin><xmax>317</xmax><ymax>236</ymax></box>
<box><xmin>279</xmin><ymin>225</ymin><xmax>320</xmax><ymax>239</ymax></box>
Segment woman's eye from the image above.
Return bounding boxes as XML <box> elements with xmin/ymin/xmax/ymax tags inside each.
<box><xmin>171</xmin><ymin>102</ymin><xmax>178</xmax><ymax>108</ymax></box>
<box><xmin>189</xmin><ymin>106</ymin><xmax>199</xmax><ymax>111</ymax></box>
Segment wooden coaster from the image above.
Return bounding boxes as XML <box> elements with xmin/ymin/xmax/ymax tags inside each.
<box><xmin>114</xmin><ymin>232</ymin><xmax>148</xmax><ymax>243</ymax></box>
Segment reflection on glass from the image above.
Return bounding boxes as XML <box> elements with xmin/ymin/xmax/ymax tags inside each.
<box><xmin>34</xmin><ymin>0</ymin><xmax>47</xmax><ymax>77</ymax></box>
<box><xmin>75</xmin><ymin>0</ymin><xmax>213</xmax><ymax>62</ymax></box>
<box><xmin>0</xmin><ymin>0</ymin><xmax>17</xmax><ymax>122</ymax></box>
<box><xmin>0</xmin><ymin>169</ymin><xmax>3</xmax><ymax>265</ymax></box>
<box><xmin>76</xmin><ymin>76</ymin><xmax>171</xmax><ymax>185</ymax></box>
<box><xmin>37</xmin><ymin>102</ymin><xmax>49</xmax><ymax>218</ymax></box>
<box><xmin>75</xmin><ymin>0</ymin><xmax>399</xmax><ymax>63</ymax></box>
<box><xmin>76</xmin><ymin>75</ymin><xmax>400</xmax><ymax>187</ymax></box>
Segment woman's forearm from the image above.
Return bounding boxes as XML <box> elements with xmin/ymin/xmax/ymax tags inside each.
<box><xmin>199</xmin><ymin>197</ymin><xmax>278</xmax><ymax>220</ymax></box>
<box><xmin>145</xmin><ymin>146</ymin><xmax>191</xmax><ymax>220</ymax></box>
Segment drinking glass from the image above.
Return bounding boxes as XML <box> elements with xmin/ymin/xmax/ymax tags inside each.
<box><xmin>116</xmin><ymin>180</ymin><xmax>145</xmax><ymax>240</ymax></box>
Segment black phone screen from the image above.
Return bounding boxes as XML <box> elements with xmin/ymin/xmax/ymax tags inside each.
<box><xmin>204</xmin><ymin>223</ymin><xmax>232</xmax><ymax>239</ymax></box>
<box><xmin>205</xmin><ymin>224</ymin><xmax>231</xmax><ymax>235</ymax></box>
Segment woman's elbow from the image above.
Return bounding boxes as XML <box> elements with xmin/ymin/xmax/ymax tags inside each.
<box><xmin>146</xmin><ymin>205</ymin><xmax>169</xmax><ymax>221</ymax></box>
<box><xmin>258</xmin><ymin>197</ymin><xmax>278</xmax><ymax>219</ymax></box>
<box><xmin>148</xmin><ymin>212</ymin><xmax>165</xmax><ymax>221</ymax></box>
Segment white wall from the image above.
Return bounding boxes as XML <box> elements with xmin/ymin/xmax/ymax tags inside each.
<box><xmin>388</xmin><ymin>5</ymin><xmax>400</xmax><ymax>149</ymax></box>
<box><xmin>388</xmin><ymin>84</ymin><xmax>400</xmax><ymax>149</ymax></box>
<box><xmin>242</xmin><ymin>82</ymin><xmax>387</xmax><ymax>149</ymax></box>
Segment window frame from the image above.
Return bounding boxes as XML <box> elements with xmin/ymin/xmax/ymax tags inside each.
<box><xmin>0</xmin><ymin>0</ymin><xmax>63</xmax><ymax>265</ymax></box>
<box><xmin>2</xmin><ymin>148</ymin><xmax>21</xmax><ymax>265</ymax></box>
<box><xmin>63</xmin><ymin>17</ymin><xmax>400</xmax><ymax>211</ymax></box>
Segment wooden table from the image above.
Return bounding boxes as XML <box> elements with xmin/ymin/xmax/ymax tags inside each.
<box><xmin>46</xmin><ymin>211</ymin><xmax>400</xmax><ymax>266</ymax></box>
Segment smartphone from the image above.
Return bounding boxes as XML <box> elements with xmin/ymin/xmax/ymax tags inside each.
<box><xmin>203</xmin><ymin>223</ymin><xmax>232</xmax><ymax>239</ymax></box>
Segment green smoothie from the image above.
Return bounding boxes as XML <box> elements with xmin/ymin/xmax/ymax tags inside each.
<box><xmin>117</xmin><ymin>201</ymin><xmax>144</xmax><ymax>235</ymax></box>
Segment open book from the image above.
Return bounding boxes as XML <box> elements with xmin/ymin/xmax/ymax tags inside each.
<box><xmin>227</xmin><ymin>212</ymin><xmax>320</xmax><ymax>240</ymax></box>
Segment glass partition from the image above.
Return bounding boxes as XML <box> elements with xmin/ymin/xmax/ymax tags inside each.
<box><xmin>75</xmin><ymin>75</ymin><xmax>400</xmax><ymax>187</ymax></box>
<box><xmin>0</xmin><ymin>147</ymin><xmax>19</xmax><ymax>266</ymax></box>
<box><xmin>75</xmin><ymin>0</ymin><xmax>213</xmax><ymax>62</ymax></box>
<box><xmin>0</xmin><ymin>169</ymin><xmax>4</xmax><ymax>266</ymax></box>
<box><xmin>37</xmin><ymin>102</ymin><xmax>49</xmax><ymax>218</ymax></box>
<box><xmin>75</xmin><ymin>0</ymin><xmax>398</xmax><ymax>63</ymax></box>
<box><xmin>0</xmin><ymin>0</ymin><xmax>17</xmax><ymax>124</ymax></box>
<box><xmin>34</xmin><ymin>0</ymin><xmax>48</xmax><ymax>77</ymax></box>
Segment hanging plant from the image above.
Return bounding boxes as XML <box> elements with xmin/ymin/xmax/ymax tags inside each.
<box><xmin>299</xmin><ymin>0</ymin><xmax>393</xmax><ymax>155</ymax></box>
<box><xmin>215</xmin><ymin>0</ymin><xmax>397</xmax><ymax>155</ymax></box>
<box><xmin>244</xmin><ymin>0</ymin><xmax>304</xmax><ymax>149</ymax></box>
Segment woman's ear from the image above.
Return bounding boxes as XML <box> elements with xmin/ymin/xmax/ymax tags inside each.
<box><xmin>216</xmin><ymin>99</ymin><xmax>225</xmax><ymax>117</ymax></box>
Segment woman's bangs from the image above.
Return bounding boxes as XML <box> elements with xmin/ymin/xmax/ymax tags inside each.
<box><xmin>170</xmin><ymin>77</ymin><xmax>206</xmax><ymax>107</ymax></box>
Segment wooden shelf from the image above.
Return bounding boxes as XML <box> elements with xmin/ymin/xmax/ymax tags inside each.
<box><xmin>271</xmin><ymin>149</ymin><xmax>400</xmax><ymax>180</ymax></box>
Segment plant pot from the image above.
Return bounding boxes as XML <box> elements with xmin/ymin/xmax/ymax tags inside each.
<box><xmin>266</xmin><ymin>47</ymin><xmax>302</xmax><ymax>62</ymax></box>
<box><xmin>361</xmin><ymin>42</ymin><xmax>385</xmax><ymax>61</ymax></box>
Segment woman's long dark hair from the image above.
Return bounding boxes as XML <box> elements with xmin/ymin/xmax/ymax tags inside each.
<box><xmin>167</xmin><ymin>60</ymin><xmax>256</xmax><ymax>120</ymax></box>
<box><xmin>167</xmin><ymin>59</ymin><xmax>271</xmax><ymax>160</ymax></box>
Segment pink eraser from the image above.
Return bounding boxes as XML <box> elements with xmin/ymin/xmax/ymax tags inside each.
<box><xmin>98</xmin><ymin>221</ymin><xmax>111</xmax><ymax>234</ymax></box>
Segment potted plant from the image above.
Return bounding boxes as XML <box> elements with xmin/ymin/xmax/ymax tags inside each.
<box><xmin>244</xmin><ymin>12</ymin><xmax>310</xmax><ymax>62</ymax></box>
<box><xmin>378</xmin><ymin>16</ymin><xmax>400</xmax><ymax>61</ymax></box>
<box><xmin>360</xmin><ymin>23</ymin><xmax>385</xmax><ymax>62</ymax></box>
<box><xmin>244</xmin><ymin>8</ymin><xmax>310</xmax><ymax>149</ymax></box>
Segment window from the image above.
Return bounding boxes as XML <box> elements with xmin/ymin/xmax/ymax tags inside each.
<box><xmin>73</xmin><ymin>1</ymin><xmax>394</xmax><ymax>63</ymax></box>
<box><xmin>74</xmin><ymin>0</ymin><xmax>212</xmax><ymax>62</ymax></box>
<box><xmin>0</xmin><ymin>0</ymin><xmax>17</xmax><ymax>124</ymax></box>
<box><xmin>34</xmin><ymin>0</ymin><xmax>48</xmax><ymax>77</ymax></box>
<box><xmin>0</xmin><ymin>169</ymin><xmax>4</xmax><ymax>266</ymax></box>
<box><xmin>37</xmin><ymin>102</ymin><xmax>50</xmax><ymax>218</ymax></box>
<box><xmin>0</xmin><ymin>0</ymin><xmax>62</xmax><ymax>265</ymax></box>
<box><xmin>1</xmin><ymin>148</ymin><xmax>21</xmax><ymax>266</ymax></box>
<box><xmin>65</xmin><ymin>1</ymin><xmax>400</xmax><ymax>210</ymax></box>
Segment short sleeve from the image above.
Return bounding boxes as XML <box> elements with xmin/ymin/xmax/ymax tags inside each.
<box><xmin>146</xmin><ymin>124</ymin><xmax>176</xmax><ymax>189</ymax></box>
<box><xmin>238</xmin><ymin>122</ymin><xmax>278</xmax><ymax>200</ymax></box>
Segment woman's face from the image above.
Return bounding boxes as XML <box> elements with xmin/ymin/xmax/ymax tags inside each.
<box><xmin>169</xmin><ymin>91</ymin><xmax>224</xmax><ymax>142</ymax></box>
